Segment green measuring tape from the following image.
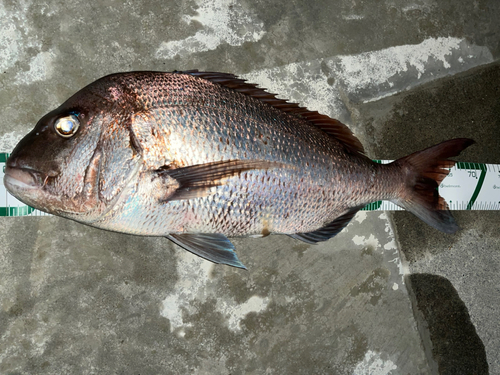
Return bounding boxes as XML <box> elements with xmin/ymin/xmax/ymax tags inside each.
<box><xmin>1</xmin><ymin>153</ymin><xmax>499</xmax><ymax>216</ymax></box>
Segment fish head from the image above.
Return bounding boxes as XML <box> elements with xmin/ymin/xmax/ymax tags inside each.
<box><xmin>4</xmin><ymin>74</ymin><xmax>143</xmax><ymax>220</ymax></box>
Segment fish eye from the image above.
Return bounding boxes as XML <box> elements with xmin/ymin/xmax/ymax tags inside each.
<box><xmin>54</xmin><ymin>114</ymin><xmax>80</xmax><ymax>138</ymax></box>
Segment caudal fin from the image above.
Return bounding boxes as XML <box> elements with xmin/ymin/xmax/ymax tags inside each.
<box><xmin>392</xmin><ymin>138</ymin><xmax>474</xmax><ymax>233</ymax></box>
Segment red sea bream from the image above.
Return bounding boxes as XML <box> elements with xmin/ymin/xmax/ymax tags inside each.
<box><xmin>3</xmin><ymin>71</ymin><xmax>474</xmax><ymax>268</ymax></box>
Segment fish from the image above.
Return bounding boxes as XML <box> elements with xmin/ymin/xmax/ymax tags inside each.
<box><xmin>4</xmin><ymin>71</ymin><xmax>474</xmax><ymax>269</ymax></box>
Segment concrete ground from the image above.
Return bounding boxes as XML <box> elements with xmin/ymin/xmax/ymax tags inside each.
<box><xmin>0</xmin><ymin>0</ymin><xmax>498</xmax><ymax>374</ymax></box>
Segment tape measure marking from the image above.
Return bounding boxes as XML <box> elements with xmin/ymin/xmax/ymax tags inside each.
<box><xmin>1</xmin><ymin>154</ymin><xmax>498</xmax><ymax>216</ymax></box>
<box><xmin>0</xmin><ymin>206</ymin><xmax>36</xmax><ymax>217</ymax></box>
<box><xmin>456</xmin><ymin>162</ymin><xmax>486</xmax><ymax>210</ymax></box>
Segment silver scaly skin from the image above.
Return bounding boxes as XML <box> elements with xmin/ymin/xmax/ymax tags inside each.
<box><xmin>97</xmin><ymin>73</ymin><xmax>388</xmax><ymax>236</ymax></box>
<box><xmin>4</xmin><ymin>71</ymin><xmax>473</xmax><ymax>268</ymax></box>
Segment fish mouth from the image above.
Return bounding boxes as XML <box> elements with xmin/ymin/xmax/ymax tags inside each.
<box><xmin>3</xmin><ymin>166</ymin><xmax>45</xmax><ymax>191</ymax></box>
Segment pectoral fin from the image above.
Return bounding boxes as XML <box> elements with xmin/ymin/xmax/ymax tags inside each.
<box><xmin>159</xmin><ymin>159</ymin><xmax>283</xmax><ymax>201</ymax></box>
<box><xmin>166</xmin><ymin>233</ymin><xmax>246</xmax><ymax>269</ymax></box>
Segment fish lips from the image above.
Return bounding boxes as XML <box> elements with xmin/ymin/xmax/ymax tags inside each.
<box><xmin>4</xmin><ymin>166</ymin><xmax>43</xmax><ymax>189</ymax></box>
<box><xmin>3</xmin><ymin>166</ymin><xmax>50</xmax><ymax>207</ymax></box>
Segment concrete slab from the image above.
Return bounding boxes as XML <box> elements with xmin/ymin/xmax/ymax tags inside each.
<box><xmin>0</xmin><ymin>213</ymin><xmax>429</xmax><ymax>374</ymax></box>
<box><xmin>0</xmin><ymin>0</ymin><xmax>498</xmax><ymax>373</ymax></box>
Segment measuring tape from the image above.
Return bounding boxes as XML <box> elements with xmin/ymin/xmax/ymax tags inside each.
<box><xmin>0</xmin><ymin>153</ymin><xmax>499</xmax><ymax>216</ymax></box>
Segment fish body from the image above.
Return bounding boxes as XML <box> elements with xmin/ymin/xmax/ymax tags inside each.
<box><xmin>4</xmin><ymin>71</ymin><xmax>473</xmax><ymax>268</ymax></box>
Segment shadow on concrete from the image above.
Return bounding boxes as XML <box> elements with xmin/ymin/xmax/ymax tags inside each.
<box><xmin>407</xmin><ymin>273</ymin><xmax>488</xmax><ymax>375</ymax></box>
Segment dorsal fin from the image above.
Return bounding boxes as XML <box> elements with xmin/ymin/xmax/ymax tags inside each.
<box><xmin>174</xmin><ymin>70</ymin><xmax>364</xmax><ymax>154</ymax></box>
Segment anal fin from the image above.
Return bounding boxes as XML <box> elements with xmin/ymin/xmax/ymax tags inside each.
<box><xmin>166</xmin><ymin>233</ymin><xmax>246</xmax><ymax>269</ymax></box>
<box><xmin>289</xmin><ymin>208</ymin><xmax>361</xmax><ymax>244</ymax></box>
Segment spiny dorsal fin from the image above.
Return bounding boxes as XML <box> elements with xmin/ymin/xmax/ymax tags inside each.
<box><xmin>174</xmin><ymin>70</ymin><xmax>364</xmax><ymax>154</ymax></box>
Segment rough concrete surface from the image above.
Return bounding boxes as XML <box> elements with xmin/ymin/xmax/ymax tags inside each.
<box><xmin>0</xmin><ymin>0</ymin><xmax>499</xmax><ymax>374</ymax></box>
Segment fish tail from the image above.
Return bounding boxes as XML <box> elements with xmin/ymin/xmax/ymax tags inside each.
<box><xmin>392</xmin><ymin>138</ymin><xmax>474</xmax><ymax>233</ymax></box>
